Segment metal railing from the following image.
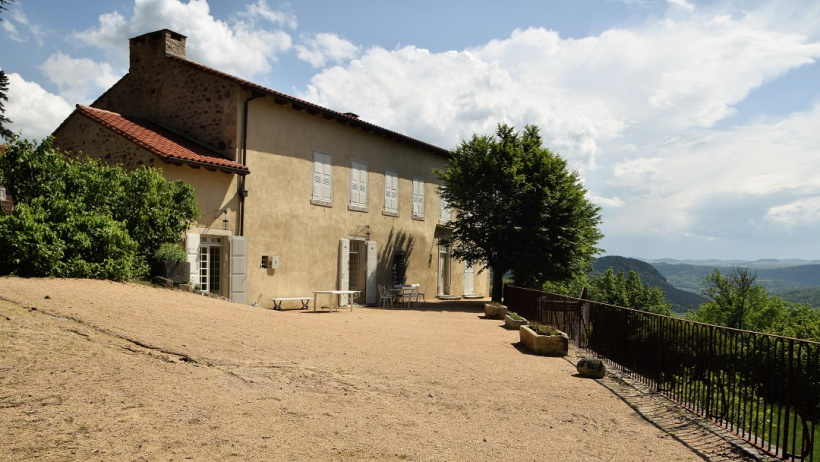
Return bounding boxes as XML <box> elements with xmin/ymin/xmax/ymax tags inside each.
<box><xmin>504</xmin><ymin>285</ymin><xmax>820</xmax><ymax>461</ymax></box>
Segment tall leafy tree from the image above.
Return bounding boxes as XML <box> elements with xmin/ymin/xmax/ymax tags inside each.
<box><xmin>0</xmin><ymin>70</ymin><xmax>13</xmax><ymax>141</ymax></box>
<box><xmin>436</xmin><ymin>123</ymin><xmax>603</xmax><ymax>301</ymax></box>
<box><xmin>695</xmin><ymin>267</ymin><xmax>761</xmax><ymax>330</ymax></box>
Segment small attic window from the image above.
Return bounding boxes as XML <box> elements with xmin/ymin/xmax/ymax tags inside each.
<box><xmin>343</xmin><ymin>112</ymin><xmax>359</xmax><ymax>119</ymax></box>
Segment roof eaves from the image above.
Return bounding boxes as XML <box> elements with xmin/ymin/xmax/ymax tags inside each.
<box><xmin>165</xmin><ymin>54</ymin><xmax>452</xmax><ymax>158</ymax></box>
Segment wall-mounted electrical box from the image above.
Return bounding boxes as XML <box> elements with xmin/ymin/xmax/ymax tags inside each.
<box><xmin>261</xmin><ymin>255</ymin><xmax>280</xmax><ymax>269</ymax></box>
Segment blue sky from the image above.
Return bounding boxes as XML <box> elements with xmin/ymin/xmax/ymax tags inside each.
<box><xmin>3</xmin><ymin>0</ymin><xmax>820</xmax><ymax>261</ymax></box>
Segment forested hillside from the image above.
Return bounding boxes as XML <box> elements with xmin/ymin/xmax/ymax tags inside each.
<box><xmin>591</xmin><ymin>256</ymin><xmax>707</xmax><ymax>314</ymax></box>
<box><xmin>652</xmin><ymin>262</ymin><xmax>820</xmax><ymax>308</ymax></box>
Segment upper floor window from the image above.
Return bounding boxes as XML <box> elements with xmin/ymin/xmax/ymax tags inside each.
<box><xmin>383</xmin><ymin>170</ymin><xmax>398</xmax><ymax>216</ymax></box>
<box><xmin>0</xmin><ymin>186</ymin><xmax>5</xmax><ymax>202</ymax></box>
<box><xmin>412</xmin><ymin>177</ymin><xmax>425</xmax><ymax>219</ymax></box>
<box><xmin>440</xmin><ymin>193</ymin><xmax>451</xmax><ymax>224</ymax></box>
<box><xmin>349</xmin><ymin>161</ymin><xmax>368</xmax><ymax>211</ymax></box>
<box><xmin>311</xmin><ymin>152</ymin><xmax>332</xmax><ymax>206</ymax></box>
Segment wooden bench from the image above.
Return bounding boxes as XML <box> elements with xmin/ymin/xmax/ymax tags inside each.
<box><xmin>269</xmin><ymin>297</ymin><xmax>312</xmax><ymax>311</ymax></box>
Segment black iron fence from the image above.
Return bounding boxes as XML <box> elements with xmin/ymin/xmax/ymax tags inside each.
<box><xmin>504</xmin><ymin>284</ymin><xmax>820</xmax><ymax>461</ymax></box>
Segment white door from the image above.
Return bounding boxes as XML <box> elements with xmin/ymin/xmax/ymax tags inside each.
<box><xmin>463</xmin><ymin>263</ymin><xmax>475</xmax><ymax>295</ymax></box>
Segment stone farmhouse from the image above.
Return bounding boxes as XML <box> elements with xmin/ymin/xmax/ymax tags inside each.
<box><xmin>53</xmin><ymin>29</ymin><xmax>488</xmax><ymax>306</ymax></box>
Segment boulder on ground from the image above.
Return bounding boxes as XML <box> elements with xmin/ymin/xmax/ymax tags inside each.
<box><xmin>576</xmin><ymin>357</ymin><xmax>606</xmax><ymax>379</ymax></box>
<box><xmin>151</xmin><ymin>276</ymin><xmax>174</xmax><ymax>289</ymax></box>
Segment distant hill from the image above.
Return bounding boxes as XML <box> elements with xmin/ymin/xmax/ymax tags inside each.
<box><xmin>652</xmin><ymin>262</ymin><xmax>820</xmax><ymax>293</ymax></box>
<box><xmin>645</xmin><ymin>258</ymin><xmax>820</xmax><ymax>269</ymax></box>
<box><xmin>591</xmin><ymin>256</ymin><xmax>707</xmax><ymax>314</ymax></box>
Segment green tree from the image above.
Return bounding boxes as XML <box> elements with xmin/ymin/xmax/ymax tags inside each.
<box><xmin>436</xmin><ymin>123</ymin><xmax>603</xmax><ymax>301</ymax></box>
<box><xmin>0</xmin><ymin>137</ymin><xmax>200</xmax><ymax>279</ymax></box>
<box><xmin>587</xmin><ymin>268</ymin><xmax>671</xmax><ymax>315</ymax></box>
<box><xmin>693</xmin><ymin>267</ymin><xmax>761</xmax><ymax>330</ymax></box>
<box><xmin>0</xmin><ymin>70</ymin><xmax>13</xmax><ymax>141</ymax></box>
<box><xmin>687</xmin><ymin>267</ymin><xmax>820</xmax><ymax>341</ymax></box>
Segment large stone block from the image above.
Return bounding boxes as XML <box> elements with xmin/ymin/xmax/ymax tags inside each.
<box><xmin>519</xmin><ymin>325</ymin><xmax>568</xmax><ymax>356</ymax></box>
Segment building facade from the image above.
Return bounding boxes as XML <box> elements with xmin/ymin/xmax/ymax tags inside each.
<box><xmin>53</xmin><ymin>29</ymin><xmax>488</xmax><ymax>306</ymax></box>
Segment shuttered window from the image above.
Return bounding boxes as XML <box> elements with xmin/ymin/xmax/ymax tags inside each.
<box><xmin>440</xmin><ymin>194</ymin><xmax>451</xmax><ymax>223</ymax></box>
<box><xmin>412</xmin><ymin>177</ymin><xmax>425</xmax><ymax>219</ymax></box>
<box><xmin>349</xmin><ymin>161</ymin><xmax>367</xmax><ymax>211</ymax></box>
<box><xmin>311</xmin><ymin>152</ymin><xmax>332</xmax><ymax>205</ymax></box>
<box><xmin>384</xmin><ymin>170</ymin><xmax>398</xmax><ymax>215</ymax></box>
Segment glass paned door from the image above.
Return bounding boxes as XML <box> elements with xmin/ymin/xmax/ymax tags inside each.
<box><xmin>199</xmin><ymin>236</ymin><xmax>223</xmax><ymax>294</ymax></box>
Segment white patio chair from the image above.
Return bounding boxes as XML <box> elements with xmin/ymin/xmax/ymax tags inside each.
<box><xmin>407</xmin><ymin>287</ymin><xmax>425</xmax><ymax>308</ymax></box>
<box><xmin>378</xmin><ymin>284</ymin><xmax>393</xmax><ymax>308</ymax></box>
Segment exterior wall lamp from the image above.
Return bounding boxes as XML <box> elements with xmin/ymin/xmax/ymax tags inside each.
<box><xmin>354</xmin><ymin>225</ymin><xmax>370</xmax><ymax>241</ymax></box>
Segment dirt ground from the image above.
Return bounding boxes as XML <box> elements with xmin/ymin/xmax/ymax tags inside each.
<box><xmin>0</xmin><ymin>277</ymin><xmax>756</xmax><ymax>461</ymax></box>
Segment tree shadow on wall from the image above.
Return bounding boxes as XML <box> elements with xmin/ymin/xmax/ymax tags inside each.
<box><xmin>378</xmin><ymin>227</ymin><xmax>415</xmax><ymax>285</ymax></box>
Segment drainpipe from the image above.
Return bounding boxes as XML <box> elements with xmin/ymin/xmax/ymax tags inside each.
<box><xmin>239</xmin><ymin>92</ymin><xmax>262</xmax><ymax>236</ymax></box>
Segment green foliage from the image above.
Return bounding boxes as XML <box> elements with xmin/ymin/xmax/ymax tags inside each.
<box><xmin>154</xmin><ymin>242</ymin><xmax>186</xmax><ymax>263</ymax></box>
<box><xmin>0</xmin><ymin>137</ymin><xmax>200</xmax><ymax>280</ymax></box>
<box><xmin>686</xmin><ymin>268</ymin><xmax>820</xmax><ymax>341</ymax></box>
<box><xmin>542</xmin><ymin>273</ymin><xmax>589</xmax><ymax>298</ymax></box>
<box><xmin>593</xmin><ymin>256</ymin><xmax>706</xmax><ymax>313</ymax></box>
<box><xmin>436</xmin><ymin>123</ymin><xmax>603</xmax><ymax>301</ymax></box>
<box><xmin>507</xmin><ymin>311</ymin><xmax>525</xmax><ymax>321</ymax></box>
<box><xmin>775</xmin><ymin>286</ymin><xmax>820</xmax><ymax>309</ymax></box>
<box><xmin>0</xmin><ymin>69</ymin><xmax>13</xmax><ymax>141</ymax></box>
<box><xmin>587</xmin><ymin>268</ymin><xmax>672</xmax><ymax>315</ymax></box>
<box><xmin>528</xmin><ymin>322</ymin><xmax>560</xmax><ymax>336</ymax></box>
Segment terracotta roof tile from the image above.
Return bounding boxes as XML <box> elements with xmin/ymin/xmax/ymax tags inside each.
<box><xmin>75</xmin><ymin>105</ymin><xmax>249</xmax><ymax>175</ymax></box>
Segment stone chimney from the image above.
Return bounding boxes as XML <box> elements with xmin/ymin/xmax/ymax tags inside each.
<box><xmin>129</xmin><ymin>29</ymin><xmax>186</xmax><ymax>72</ymax></box>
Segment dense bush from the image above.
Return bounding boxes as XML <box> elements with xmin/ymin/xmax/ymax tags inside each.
<box><xmin>0</xmin><ymin>137</ymin><xmax>200</xmax><ymax>280</ymax></box>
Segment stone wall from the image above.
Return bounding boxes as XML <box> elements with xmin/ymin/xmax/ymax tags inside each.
<box><xmin>54</xmin><ymin>115</ymin><xmax>158</xmax><ymax>170</ymax></box>
<box><xmin>94</xmin><ymin>30</ymin><xmax>240</xmax><ymax>161</ymax></box>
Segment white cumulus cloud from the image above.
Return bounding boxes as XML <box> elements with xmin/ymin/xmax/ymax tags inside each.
<box><xmin>296</xmin><ymin>33</ymin><xmax>361</xmax><ymax>68</ymax></box>
<box><xmin>39</xmin><ymin>52</ymin><xmax>123</xmax><ymax>104</ymax></box>
<box><xmin>69</xmin><ymin>0</ymin><xmax>293</xmax><ymax>80</ymax></box>
<box><xmin>5</xmin><ymin>73</ymin><xmax>74</xmax><ymax>140</ymax></box>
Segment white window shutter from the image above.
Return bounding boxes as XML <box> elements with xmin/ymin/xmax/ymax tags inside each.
<box><xmin>390</xmin><ymin>174</ymin><xmax>398</xmax><ymax>211</ymax></box>
<box><xmin>384</xmin><ymin>170</ymin><xmax>398</xmax><ymax>212</ymax></box>
<box><xmin>412</xmin><ymin>178</ymin><xmax>424</xmax><ymax>216</ymax></box>
<box><xmin>365</xmin><ymin>240</ymin><xmax>377</xmax><ymax>305</ymax></box>
<box><xmin>338</xmin><ymin>239</ymin><xmax>350</xmax><ymax>305</ymax></box>
<box><xmin>322</xmin><ymin>157</ymin><xmax>331</xmax><ymax>201</ymax></box>
<box><xmin>440</xmin><ymin>196</ymin><xmax>450</xmax><ymax>222</ymax></box>
<box><xmin>313</xmin><ymin>152</ymin><xmax>332</xmax><ymax>202</ymax></box>
<box><xmin>350</xmin><ymin>162</ymin><xmax>367</xmax><ymax>207</ymax></box>
<box><xmin>229</xmin><ymin>235</ymin><xmax>247</xmax><ymax>304</ymax></box>
<box><xmin>186</xmin><ymin>233</ymin><xmax>200</xmax><ymax>286</ymax></box>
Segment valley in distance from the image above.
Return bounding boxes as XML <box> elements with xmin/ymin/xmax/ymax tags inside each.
<box><xmin>591</xmin><ymin>256</ymin><xmax>820</xmax><ymax>313</ymax></box>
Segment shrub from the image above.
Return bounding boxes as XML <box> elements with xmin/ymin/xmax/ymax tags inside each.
<box><xmin>0</xmin><ymin>137</ymin><xmax>200</xmax><ymax>280</ymax></box>
<box><xmin>154</xmin><ymin>242</ymin><xmax>186</xmax><ymax>263</ymax></box>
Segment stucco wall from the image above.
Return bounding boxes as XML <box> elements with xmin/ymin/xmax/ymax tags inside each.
<box><xmin>241</xmin><ymin>96</ymin><xmax>489</xmax><ymax>305</ymax></box>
